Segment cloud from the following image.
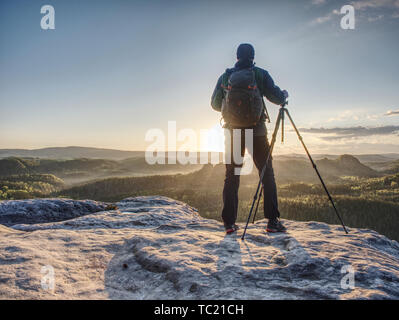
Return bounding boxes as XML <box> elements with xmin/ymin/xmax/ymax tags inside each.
<box><xmin>309</xmin><ymin>1</ymin><xmax>399</xmax><ymax>26</ymax></box>
<box><xmin>310</xmin><ymin>14</ymin><xmax>333</xmax><ymax>25</ymax></box>
<box><xmin>327</xmin><ymin>110</ymin><xmax>359</xmax><ymax>122</ymax></box>
<box><xmin>311</xmin><ymin>0</ymin><xmax>327</xmax><ymax>5</ymax></box>
<box><xmin>299</xmin><ymin>125</ymin><xmax>399</xmax><ymax>140</ymax></box>
<box><xmin>368</xmin><ymin>14</ymin><xmax>384</xmax><ymax>21</ymax></box>
<box><xmin>351</xmin><ymin>0</ymin><xmax>399</xmax><ymax>10</ymax></box>
<box><xmin>351</xmin><ymin>0</ymin><xmax>399</xmax><ymax>22</ymax></box>
<box><xmin>309</xmin><ymin>9</ymin><xmax>340</xmax><ymax>25</ymax></box>
<box><xmin>385</xmin><ymin>109</ymin><xmax>399</xmax><ymax>116</ymax></box>
<box><xmin>309</xmin><ymin>0</ymin><xmax>399</xmax><ymax>27</ymax></box>
<box><xmin>326</xmin><ymin>109</ymin><xmax>381</xmax><ymax>123</ymax></box>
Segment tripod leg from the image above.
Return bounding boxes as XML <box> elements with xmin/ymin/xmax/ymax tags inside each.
<box><xmin>283</xmin><ymin>109</ymin><xmax>348</xmax><ymax>234</ymax></box>
<box><xmin>242</xmin><ymin>108</ymin><xmax>283</xmax><ymax>240</ymax></box>
<box><xmin>281</xmin><ymin>110</ymin><xmax>284</xmax><ymax>143</ymax></box>
<box><xmin>252</xmin><ymin>186</ymin><xmax>262</xmax><ymax>223</ymax></box>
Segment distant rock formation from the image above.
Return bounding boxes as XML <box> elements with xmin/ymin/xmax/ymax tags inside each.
<box><xmin>0</xmin><ymin>196</ymin><xmax>398</xmax><ymax>299</ymax></box>
<box><xmin>317</xmin><ymin>154</ymin><xmax>379</xmax><ymax>178</ymax></box>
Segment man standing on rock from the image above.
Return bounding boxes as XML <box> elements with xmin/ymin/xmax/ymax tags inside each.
<box><xmin>211</xmin><ymin>43</ymin><xmax>289</xmax><ymax>234</ymax></box>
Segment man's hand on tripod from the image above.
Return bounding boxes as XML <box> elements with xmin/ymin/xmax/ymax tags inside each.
<box><xmin>282</xmin><ymin>90</ymin><xmax>289</xmax><ymax>100</ymax></box>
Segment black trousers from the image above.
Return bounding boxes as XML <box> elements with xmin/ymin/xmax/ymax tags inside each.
<box><xmin>222</xmin><ymin>129</ymin><xmax>280</xmax><ymax>227</ymax></box>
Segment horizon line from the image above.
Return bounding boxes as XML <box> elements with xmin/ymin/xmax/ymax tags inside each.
<box><xmin>0</xmin><ymin>145</ymin><xmax>398</xmax><ymax>156</ymax></box>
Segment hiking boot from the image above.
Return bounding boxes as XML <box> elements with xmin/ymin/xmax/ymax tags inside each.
<box><xmin>266</xmin><ymin>218</ymin><xmax>286</xmax><ymax>233</ymax></box>
<box><xmin>225</xmin><ymin>224</ymin><xmax>240</xmax><ymax>234</ymax></box>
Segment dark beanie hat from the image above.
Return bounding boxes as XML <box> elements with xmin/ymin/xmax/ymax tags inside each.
<box><xmin>237</xmin><ymin>43</ymin><xmax>255</xmax><ymax>60</ymax></box>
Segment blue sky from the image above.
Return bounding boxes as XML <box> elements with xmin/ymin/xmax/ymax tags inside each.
<box><xmin>0</xmin><ymin>0</ymin><xmax>398</xmax><ymax>154</ymax></box>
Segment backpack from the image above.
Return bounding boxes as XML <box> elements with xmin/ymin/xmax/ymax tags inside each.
<box><xmin>221</xmin><ymin>67</ymin><xmax>264</xmax><ymax>128</ymax></box>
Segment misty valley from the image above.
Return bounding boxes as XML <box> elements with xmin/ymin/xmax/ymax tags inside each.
<box><xmin>0</xmin><ymin>149</ymin><xmax>398</xmax><ymax>242</ymax></box>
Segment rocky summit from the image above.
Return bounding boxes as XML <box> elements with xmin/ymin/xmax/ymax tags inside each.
<box><xmin>0</xmin><ymin>196</ymin><xmax>398</xmax><ymax>299</ymax></box>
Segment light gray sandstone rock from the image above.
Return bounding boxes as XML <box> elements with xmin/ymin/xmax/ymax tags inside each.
<box><xmin>0</xmin><ymin>196</ymin><xmax>398</xmax><ymax>299</ymax></box>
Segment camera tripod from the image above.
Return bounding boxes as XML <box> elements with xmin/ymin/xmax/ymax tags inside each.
<box><xmin>241</xmin><ymin>102</ymin><xmax>348</xmax><ymax>241</ymax></box>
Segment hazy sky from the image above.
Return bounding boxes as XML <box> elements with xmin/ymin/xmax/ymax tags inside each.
<box><xmin>0</xmin><ymin>0</ymin><xmax>398</xmax><ymax>154</ymax></box>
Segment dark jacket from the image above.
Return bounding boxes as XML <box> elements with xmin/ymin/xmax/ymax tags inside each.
<box><xmin>211</xmin><ymin>60</ymin><xmax>285</xmax><ymax>136</ymax></box>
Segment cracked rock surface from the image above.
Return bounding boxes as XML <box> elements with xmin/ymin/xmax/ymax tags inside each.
<box><xmin>0</xmin><ymin>196</ymin><xmax>398</xmax><ymax>299</ymax></box>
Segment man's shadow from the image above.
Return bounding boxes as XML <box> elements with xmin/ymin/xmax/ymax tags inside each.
<box><xmin>213</xmin><ymin>227</ymin><xmax>313</xmax><ymax>298</ymax></box>
<box><xmin>215</xmin><ymin>233</ymin><xmax>243</xmax><ymax>271</ymax></box>
<box><xmin>213</xmin><ymin>232</ymin><xmax>246</xmax><ymax>297</ymax></box>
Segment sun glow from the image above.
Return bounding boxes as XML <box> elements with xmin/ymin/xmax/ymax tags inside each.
<box><xmin>201</xmin><ymin>123</ymin><xmax>225</xmax><ymax>152</ymax></box>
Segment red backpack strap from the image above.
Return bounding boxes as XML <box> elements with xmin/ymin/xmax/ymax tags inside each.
<box><xmin>221</xmin><ymin>69</ymin><xmax>233</xmax><ymax>90</ymax></box>
<box><xmin>253</xmin><ymin>67</ymin><xmax>264</xmax><ymax>93</ymax></box>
